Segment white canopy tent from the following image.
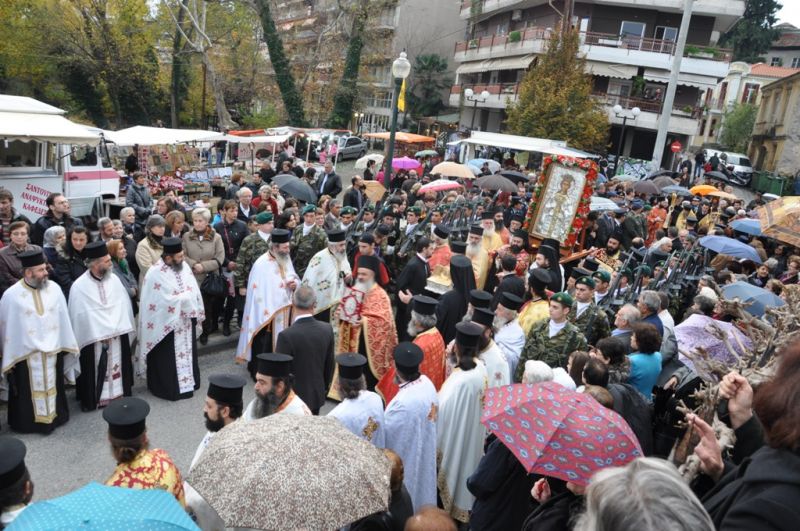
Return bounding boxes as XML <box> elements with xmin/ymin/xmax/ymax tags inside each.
<box><xmin>223</xmin><ymin>134</ymin><xmax>291</xmax><ymax>144</ymax></box>
<box><xmin>451</xmin><ymin>131</ymin><xmax>597</xmax><ymax>159</ymax></box>
<box><xmin>0</xmin><ymin>94</ymin><xmax>101</xmax><ymax>146</ymax></box>
<box><xmin>104</xmin><ymin>125</ymin><xmax>225</xmax><ymax>146</ymax></box>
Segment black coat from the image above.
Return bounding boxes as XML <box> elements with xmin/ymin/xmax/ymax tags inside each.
<box><xmin>316</xmin><ymin>171</ymin><xmax>342</xmax><ymax>198</ymax></box>
<box><xmin>52</xmin><ymin>250</ymin><xmax>87</xmax><ymax>299</ymax></box>
<box><xmin>395</xmin><ymin>255</ymin><xmax>430</xmax><ymax>341</ymax></box>
<box><xmin>213</xmin><ymin>219</ymin><xmax>249</xmax><ymax>265</ymax></box>
<box><xmin>31</xmin><ymin>214</ymin><xmax>83</xmax><ymax>246</ymax></box>
<box><xmin>275</xmin><ymin>316</ymin><xmax>335</xmax><ymax>412</ymax></box>
<box><xmin>490</xmin><ymin>274</ymin><xmax>525</xmax><ymax>310</ymax></box>
<box><xmin>343</xmin><ymin>187</ymin><xmax>366</xmax><ymax>210</ymax></box>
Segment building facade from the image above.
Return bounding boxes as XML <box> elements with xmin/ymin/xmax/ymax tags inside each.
<box><xmin>749</xmin><ymin>71</ymin><xmax>800</xmax><ymax>174</ymax></box>
<box><xmin>449</xmin><ymin>0</ymin><xmax>744</xmax><ymax>160</ymax></box>
<box><xmin>767</xmin><ymin>23</ymin><xmax>800</xmax><ymax>68</ymax></box>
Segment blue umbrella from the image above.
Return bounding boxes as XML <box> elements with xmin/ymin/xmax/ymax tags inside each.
<box><xmin>8</xmin><ymin>483</ymin><xmax>199</xmax><ymax>530</ymax></box>
<box><xmin>699</xmin><ymin>235</ymin><xmax>762</xmax><ymax>264</ymax></box>
<box><xmin>730</xmin><ymin>218</ymin><xmax>762</xmax><ymax>236</ymax></box>
<box><xmin>661</xmin><ymin>185</ymin><xmax>692</xmax><ymax>196</ymax></box>
<box><xmin>722</xmin><ymin>281</ymin><xmax>785</xmax><ymax>317</ymax></box>
<box><xmin>467</xmin><ymin>158</ymin><xmax>501</xmax><ymax>173</ymax></box>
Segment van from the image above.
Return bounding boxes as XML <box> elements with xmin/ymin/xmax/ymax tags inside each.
<box><xmin>705</xmin><ymin>149</ymin><xmax>753</xmax><ymax>186</ymax></box>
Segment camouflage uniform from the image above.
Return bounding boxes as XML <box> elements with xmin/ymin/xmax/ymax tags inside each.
<box><xmin>514</xmin><ymin>320</ymin><xmax>587</xmax><ymax>381</ymax></box>
<box><xmin>290</xmin><ymin>224</ymin><xmax>328</xmax><ymax>278</ymax></box>
<box><xmin>234</xmin><ymin>233</ymin><xmax>270</xmax><ymax>289</ymax></box>
<box><xmin>568</xmin><ymin>301</ymin><xmax>611</xmax><ymax>346</ymax></box>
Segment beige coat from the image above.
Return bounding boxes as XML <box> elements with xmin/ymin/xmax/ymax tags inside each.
<box><xmin>135</xmin><ymin>237</ymin><xmax>163</xmax><ymax>285</ymax></box>
<box><xmin>183</xmin><ymin>228</ymin><xmax>224</xmax><ymax>285</ymax></box>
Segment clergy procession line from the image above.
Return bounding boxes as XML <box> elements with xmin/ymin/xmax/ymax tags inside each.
<box><xmin>0</xmin><ymin>151</ymin><xmax>798</xmax><ymax>530</ymax></box>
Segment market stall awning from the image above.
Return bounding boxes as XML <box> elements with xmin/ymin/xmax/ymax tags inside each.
<box><xmin>452</xmin><ymin>131</ymin><xmax>598</xmax><ymax>158</ymax></box>
<box><xmin>643</xmin><ymin>68</ymin><xmax>718</xmax><ymax>89</ymax></box>
<box><xmin>105</xmin><ymin>125</ymin><xmax>225</xmax><ymax>146</ymax></box>
<box><xmin>223</xmin><ymin>134</ymin><xmax>291</xmax><ymax>144</ymax></box>
<box><xmin>363</xmin><ymin>132</ymin><xmax>435</xmax><ymax>143</ymax></box>
<box><xmin>586</xmin><ymin>62</ymin><xmax>637</xmax><ymax>79</ymax></box>
<box><xmin>0</xmin><ymin>95</ymin><xmax>101</xmax><ymax>145</ymax></box>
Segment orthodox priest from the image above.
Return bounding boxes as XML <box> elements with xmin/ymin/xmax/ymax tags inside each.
<box><xmin>435</xmin><ymin>255</ymin><xmax>476</xmax><ymax>344</ymax></box>
<box><xmin>0</xmin><ymin>250</ymin><xmax>79</xmax><ymax>433</ymax></box>
<box><xmin>327</xmin><ymin>353</ymin><xmax>385</xmax><ymax>447</ymax></box>
<box><xmin>68</xmin><ymin>241</ymin><xmax>136</xmax><ymax>411</ymax></box>
<box><xmin>301</xmin><ymin>228</ymin><xmax>351</xmax><ymax>323</ymax></box>
<box><xmin>437</xmin><ymin>322</ymin><xmax>488</xmax><ymax>524</ymax></box>
<box><xmin>235</xmin><ymin>229</ymin><xmax>298</xmax><ymax>377</ymax></box>
<box><xmin>428</xmin><ymin>225</ymin><xmax>452</xmax><ymax>271</ymax></box>
<box><xmin>335</xmin><ymin>254</ymin><xmax>397</xmax><ymax>393</ymax></box>
<box><xmin>377</xmin><ymin>295</ymin><xmax>446</xmax><ymax>403</ymax></box>
<box><xmin>139</xmin><ymin>237</ymin><xmax>204</xmax><ymax>401</ymax></box>
<box><xmin>466</xmin><ymin>225</ymin><xmax>490</xmax><ymax>289</ymax></box>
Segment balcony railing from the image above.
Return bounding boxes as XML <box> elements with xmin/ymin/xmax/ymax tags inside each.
<box><xmin>591</xmin><ymin>92</ymin><xmax>704</xmax><ymax>119</ymax></box>
<box><xmin>451</xmin><ymin>83</ymin><xmax>521</xmax><ymax>98</ymax></box>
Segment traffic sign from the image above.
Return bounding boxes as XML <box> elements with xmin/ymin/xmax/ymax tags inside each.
<box><xmin>670</xmin><ymin>141</ymin><xmax>682</xmax><ymax>153</ymax></box>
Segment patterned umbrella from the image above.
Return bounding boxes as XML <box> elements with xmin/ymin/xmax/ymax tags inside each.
<box><xmin>482</xmin><ymin>382</ymin><xmax>642</xmax><ymax>486</ymax></box>
<box><xmin>676</xmin><ymin>313</ymin><xmax>754</xmax><ymax>379</ymax></box>
<box><xmin>419</xmin><ymin>178</ymin><xmax>463</xmax><ymax>193</ymax></box>
<box><xmin>187</xmin><ymin>415</ymin><xmax>391</xmax><ymax>530</ymax></box>
<box><xmin>757</xmin><ymin>196</ymin><xmax>800</xmax><ymax>248</ymax></box>
<box><xmin>363</xmin><ymin>180</ymin><xmax>387</xmax><ymax>203</ymax></box>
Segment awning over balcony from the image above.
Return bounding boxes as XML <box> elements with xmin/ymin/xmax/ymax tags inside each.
<box><xmin>585</xmin><ymin>62</ymin><xmax>637</xmax><ymax>79</ymax></box>
<box><xmin>456</xmin><ymin>55</ymin><xmax>535</xmax><ymax>75</ymax></box>
<box><xmin>643</xmin><ymin>69</ymin><xmax>718</xmax><ymax>89</ymax></box>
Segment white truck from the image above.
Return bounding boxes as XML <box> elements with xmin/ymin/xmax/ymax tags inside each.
<box><xmin>0</xmin><ymin>95</ymin><xmax>119</xmax><ymax>221</ymax></box>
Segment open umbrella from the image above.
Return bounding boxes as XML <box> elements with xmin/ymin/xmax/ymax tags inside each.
<box><xmin>652</xmin><ymin>176</ymin><xmax>677</xmax><ymax>190</ymax></box>
<box><xmin>704</xmin><ymin>171</ymin><xmax>729</xmax><ymax>182</ymax></box>
<box><xmin>482</xmin><ymin>382</ymin><xmax>642</xmax><ymax>486</ymax></box>
<box><xmin>645</xmin><ymin>169</ymin><xmax>675</xmax><ymax>179</ymax></box>
<box><xmin>475</xmin><ymin>174</ymin><xmax>518</xmax><ymax>193</ymax></box>
<box><xmin>431</xmin><ymin>161</ymin><xmax>476</xmax><ymax>179</ymax></box>
<box><xmin>612</xmin><ymin>174</ymin><xmax>639</xmax><ymax>183</ymax></box>
<box><xmin>274</xmin><ymin>174</ymin><xmax>317</xmax><ymax>204</ymax></box>
<box><xmin>8</xmin><ymin>482</ymin><xmax>199</xmax><ymax>530</ymax></box>
<box><xmin>188</xmin><ymin>415</ymin><xmax>390</xmax><ymax>530</ymax></box>
<box><xmin>690</xmin><ymin>184</ymin><xmax>718</xmax><ymax>196</ymax></box>
<box><xmin>676</xmin><ymin>314</ymin><xmax>754</xmax><ymax>379</ymax></box>
<box><xmin>757</xmin><ymin>196</ymin><xmax>800</xmax><ymax>248</ymax></box>
<box><xmin>392</xmin><ymin>156</ymin><xmax>420</xmax><ymax>170</ymax></box>
<box><xmin>468</xmin><ymin>158</ymin><xmax>501</xmax><ymax>173</ymax></box>
<box><xmin>419</xmin><ymin>178</ymin><xmax>463</xmax><ymax>193</ymax></box>
<box><xmin>590</xmin><ymin>196</ymin><xmax>618</xmax><ymax>212</ymax></box>
<box><xmin>363</xmin><ymin>180</ymin><xmax>387</xmax><ymax>203</ymax></box>
<box><xmin>354</xmin><ymin>153</ymin><xmax>384</xmax><ymax>170</ymax></box>
<box><xmin>272</xmin><ymin>172</ymin><xmax>301</xmax><ymax>187</ymax></box>
<box><xmin>500</xmin><ymin>170</ymin><xmax>530</xmax><ymax>184</ymax></box>
<box><xmin>415</xmin><ymin>149</ymin><xmax>438</xmax><ymax>157</ymax></box>
<box><xmin>722</xmin><ymin>281</ymin><xmax>785</xmax><ymax>317</ymax></box>
<box><xmin>730</xmin><ymin>218</ymin><xmax>762</xmax><ymax>236</ymax></box>
<box><xmin>661</xmin><ymin>185</ymin><xmax>692</xmax><ymax>196</ymax></box>
<box><xmin>632</xmin><ymin>180</ymin><xmax>660</xmax><ymax>195</ymax></box>
<box><xmin>698</xmin><ymin>235</ymin><xmax>762</xmax><ymax>263</ymax></box>
<box><xmin>708</xmin><ymin>190</ymin><xmax>738</xmax><ymax>202</ymax></box>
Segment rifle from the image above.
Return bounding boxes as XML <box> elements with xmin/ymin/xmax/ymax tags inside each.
<box><xmin>604</xmin><ymin>250</ymin><xmax>639</xmax><ymax>311</ymax></box>
<box><xmin>398</xmin><ymin>197</ymin><xmax>445</xmax><ymax>257</ymax></box>
<box><xmin>345</xmin><ymin>189</ymin><xmax>390</xmax><ymax>260</ymax></box>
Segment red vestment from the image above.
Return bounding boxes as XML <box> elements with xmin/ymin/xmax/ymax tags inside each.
<box><xmin>376</xmin><ymin>327</ymin><xmax>446</xmax><ymax>404</ymax></box>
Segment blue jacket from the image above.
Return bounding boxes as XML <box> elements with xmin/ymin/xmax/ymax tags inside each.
<box><xmin>627</xmin><ymin>351</ymin><xmax>662</xmax><ymax>398</ymax></box>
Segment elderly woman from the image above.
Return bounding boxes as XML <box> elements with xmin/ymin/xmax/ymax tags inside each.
<box><xmin>42</xmin><ymin>225</ymin><xmax>65</xmax><ymax>266</ymax></box>
<box><xmin>119</xmin><ymin>206</ymin><xmax>142</xmax><ymax>241</ymax></box>
<box><xmin>136</xmin><ymin>215</ymin><xmax>166</xmax><ymax>284</ymax></box>
<box><xmin>165</xmin><ymin>210</ymin><xmax>187</xmax><ymax>239</ymax></box>
<box><xmin>183</xmin><ymin>207</ymin><xmax>224</xmax><ymax>345</ymax></box>
<box><xmin>253</xmin><ymin>184</ymin><xmax>278</xmax><ymax>217</ymax></box>
<box><xmin>53</xmin><ymin>226</ymin><xmax>90</xmax><ymax>298</ymax></box>
<box><xmin>0</xmin><ymin>221</ymin><xmax>42</xmax><ymax>295</ymax></box>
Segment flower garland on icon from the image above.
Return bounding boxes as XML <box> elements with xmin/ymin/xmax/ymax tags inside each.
<box><xmin>523</xmin><ymin>155</ymin><xmax>599</xmax><ymax>250</ymax></box>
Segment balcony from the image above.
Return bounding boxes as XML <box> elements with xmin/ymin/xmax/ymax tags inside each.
<box><xmin>592</xmin><ymin>93</ymin><xmax>702</xmax><ymax>135</ymax></box>
<box><xmin>449</xmin><ymin>83</ymin><xmax>521</xmax><ymax>109</ymax></box>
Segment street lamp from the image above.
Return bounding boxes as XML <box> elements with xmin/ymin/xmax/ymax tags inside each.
<box><xmin>384</xmin><ymin>51</ymin><xmax>411</xmax><ymax>186</ymax></box>
<box><xmin>464</xmin><ymin>87</ymin><xmax>491</xmax><ymax>130</ymax></box>
<box><xmin>353</xmin><ymin>111</ymin><xmax>364</xmax><ymax>135</ymax></box>
<box><xmin>612</xmin><ymin>104</ymin><xmax>640</xmax><ymax>175</ymax></box>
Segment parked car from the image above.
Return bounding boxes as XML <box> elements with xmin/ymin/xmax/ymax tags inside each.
<box><xmin>335</xmin><ymin>136</ymin><xmax>368</xmax><ymax>160</ymax></box>
<box><xmin>705</xmin><ymin>149</ymin><xmax>753</xmax><ymax>186</ymax></box>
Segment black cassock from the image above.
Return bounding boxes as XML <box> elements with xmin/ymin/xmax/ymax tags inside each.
<box><xmin>435</xmin><ymin>256</ymin><xmax>475</xmax><ymax>344</ymax></box>
<box><xmin>75</xmin><ymin>335</ymin><xmax>134</xmax><ymax>411</ymax></box>
<box><xmin>146</xmin><ymin>319</ymin><xmax>201</xmax><ymax>401</ymax></box>
<box><xmin>395</xmin><ymin>255</ymin><xmax>429</xmax><ymax>342</ymax></box>
<box><xmin>7</xmin><ymin>353</ymin><xmax>69</xmax><ymax>434</ymax></box>
<box><xmin>247</xmin><ymin>326</ymin><xmax>274</xmax><ymax>381</ymax></box>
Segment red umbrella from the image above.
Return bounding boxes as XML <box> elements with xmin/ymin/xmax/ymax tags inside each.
<box><xmin>418</xmin><ymin>179</ymin><xmax>462</xmax><ymax>193</ymax></box>
<box><xmin>482</xmin><ymin>382</ymin><xmax>642</xmax><ymax>486</ymax></box>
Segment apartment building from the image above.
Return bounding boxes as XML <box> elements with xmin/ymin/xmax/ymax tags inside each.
<box><xmin>695</xmin><ymin>61</ymin><xmax>800</xmax><ymax>148</ymax></box>
<box><xmin>450</xmin><ymin>0</ymin><xmax>744</xmax><ymax>160</ymax></box>
<box><xmin>268</xmin><ymin>0</ymin><xmax>462</xmax><ymax>129</ymax></box>
<box><xmin>766</xmin><ymin>23</ymin><xmax>800</xmax><ymax>68</ymax></box>
<box><xmin>749</xmin><ymin>71</ymin><xmax>800</xmax><ymax>174</ymax></box>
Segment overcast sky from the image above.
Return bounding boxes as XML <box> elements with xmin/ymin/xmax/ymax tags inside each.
<box><xmin>777</xmin><ymin>3</ymin><xmax>800</xmax><ymax>27</ymax></box>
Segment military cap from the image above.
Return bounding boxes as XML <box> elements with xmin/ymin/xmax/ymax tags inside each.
<box><xmin>550</xmin><ymin>292</ymin><xmax>574</xmax><ymax>308</ymax></box>
<box><xmin>255</xmin><ymin>211</ymin><xmax>273</xmax><ymax>224</ymax></box>
<box><xmin>576</xmin><ymin>276</ymin><xmax>596</xmax><ymax>289</ymax></box>
<box><xmin>592</xmin><ymin>270</ymin><xmax>611</xmax><ymax>283</ymax></box>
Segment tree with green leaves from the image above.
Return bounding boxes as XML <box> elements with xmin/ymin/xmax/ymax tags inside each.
<box><xmin>506</xmin><ymin>28</ymin><xmax>609</xmax><ymax>152</ymax></box>
<box><xmin>327</xmin><ymin>0</ymin><xmax>369</xmax><ymax>129</ymax></box>
<box><xmin>407</xmin><ymin>54</ymin><xmax>451</xmax><ymax>119</ymax></box>
<box><xmin>720</xmin><ymin>0</ymin><xmax>781</xmax><ymax>63</ymax></box>
<box><xmin>720</xmin><ymin>103</ymin><xmax>757</xmax><ymax>153</ymax></box>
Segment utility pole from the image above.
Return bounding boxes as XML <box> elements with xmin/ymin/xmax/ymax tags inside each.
<box><xmin>651</xmin><ymin>0</ymin><xmax>694</xmax><ymax>169</ymax></box>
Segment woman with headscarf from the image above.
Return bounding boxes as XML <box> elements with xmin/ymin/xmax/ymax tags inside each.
<box><xmin>42</xmin><ymin>225</ymin><xmax>66</xmax><ymax>266</ymax></box>
<box><xmin>435</xmin><ymin>255</ymin><xmax>476</xmax><ymax>344</ymax></box>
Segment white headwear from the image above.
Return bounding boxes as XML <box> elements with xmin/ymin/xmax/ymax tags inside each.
<box><xmin>522</xmin><ymin>360</ymin><xmax>554</xmax><ymax>384</ymax></box>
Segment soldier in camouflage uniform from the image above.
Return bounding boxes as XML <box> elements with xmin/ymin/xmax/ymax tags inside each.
<box><xmin>235</xmin><ymin>211</ymin><xmax>273</xmax><ymax>296</ymax></box>
<box><xmin>355</xmin><ymin>204</ymin><xmax>377</xmax><ymax>234</ymax></box>
<box><xmin>568</xmin><ymin>276</ymin><xmax>611</xmax><ymax>346</ymax></box>
<box><xmin>515</xmin><ymin>292</ymin><xmax>587</xmax><ymax>381</ymax></box>
<box><xmin>392</xmin><ymin>206</ymin><xmax>422</xmax><ymax>275</ymax></box>
<box><xmin>291</xmin><ymin>203</ymin><xmax>329</xmax><ymax>278</ymax></box>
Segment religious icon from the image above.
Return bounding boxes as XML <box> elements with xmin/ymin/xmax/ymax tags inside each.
<box><xmin>339</xmin><ymin>287</ymin><xmax>365</xmax><ymax>325</ymax></box>
<box><xmin>530</xmin><ymin>163</ymin><xmax>587</xmax><ymax>244</ymax></box>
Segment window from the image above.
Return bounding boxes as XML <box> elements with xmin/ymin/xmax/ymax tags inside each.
<box><xmin>654</xmin><ymin>26</ymin><xmax>678</xmax><ymax>41</ymax></box>
<box><xmin>709</xmin><ymin>119</ymin><xmax>718</xmax><ymax>137</ymax></box>
<box><xmin>377</xmin><ymin>6</ymin><xmax>396</xmax><ymax>26</ymax></box>
<box><xmin>0</xmin><ymin>140</ymin><xmax>38</xmax><ymax>167</ymax></box>
<box><xmin>368</xmin><ymin>92</ymin><xmax>392</xmax><ymax>109</ymax></box>
<box><xmin>742</xmin><ymin>83</ymin><xmax>759</xmax><ymax>105</ymax></box>
<box><xmin>620</xmin><ymin>21</ymin><xmax>646</xmax><ymax>48</ymax></box>
<box><xmin>69</xmin><ymin>145</ymin><xmax>97</xmax><ymax>167</ymax></box>
<box><xmin>771</xmin><ymin>57</ymin><xmax>782</xmax><ymax>66</ymax></box>
<box><xmin>718</xmin><ymin>81</ymin><xmax>728</xmax><ymax>107</ymax></box>
<box><xmin>792</xmin><ymin>57</ymin><xmax>800</xmax><ymax>68</ymax></box>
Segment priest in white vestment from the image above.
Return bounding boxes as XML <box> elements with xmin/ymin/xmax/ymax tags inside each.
<box><xmin>472</xmin><ymin>308</ymin><xmax>511</xmax><ymax>388</ymax></box>
<box><xmin>68</xmin><ymin>241</ymin><xmax>136</xmax><ymax>411</ymax></box>
<box><xmin>244</xmin><ymin>353</ymin><xmax>311</xmax><ymax>421</ymax></box>
<box><xmin>236</xmin><ymin>229</ymin><xmax>298</xmax><ymax>377</ymax></box>
<box><xmin>138</xmin><ymin>237</ymin><xmax>204</xmax><ymax>401</ymax></box>
<box><xmin>383</xmin><ymin>343</ymin><xmax>438</xmax><ymax>512</ymax></box>
<box><xmin>0</xmin><ymin>250</ymin><xmax>79</xmax><ymax>434</ymax></box>
<box><xmin>437</xmin><ymin>322</ymin><xmax>488</xmax><ymax>524</ymax></box>
<box><xmin>492</xmin><ymin>292</ymin><xmax>526</xmax><ymax>377</ymax></box>
<box><xmin>301</xmin><ymin>229</ymin><xmax>351</xmax><ymax>323</ymax></box>
<box><xmin>327</xmin><ymin>353</ymin><xmax>384</xmax><ymax>447</ymax></box>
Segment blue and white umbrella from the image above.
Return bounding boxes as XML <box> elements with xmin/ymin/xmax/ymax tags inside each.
<box><xmin>730</xmin><ymin>218</ymin><xmax>762</xmax><ymax>237</ymax></box>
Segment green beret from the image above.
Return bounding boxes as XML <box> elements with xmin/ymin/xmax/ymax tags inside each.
<box><xmin>550</xmin><ymin>292</ymin><xmax>574</xmax><ymax>308</ymax></box>
<box><xmin>576</xmin><ymin>276</ymin><xmax>596</xmax><ymax>289</ymax></box>
<box><xmin>380</xmin><ymin>208</ymin><xmax>396</xmax><ymax>218</ymax></box>
<box><xmin>592</xmin><ymin>270</ymin><xmax>611</xmax><ymax>283</ymax></box>
<box><xmin>644</xmin><ymin>204</ymin><xmax>653</xmax><ymax>211</ymax></box>
<box><xmin>637</xmin><ymin>265</ymin><xmax>652</xmax><ymax>276</ymax></box>
<box><xmin>255</xmin><ymin>212</ymin><xmax>273</xmax><ymax>224</ymax></box>
<box><xmin>655</xmin><ymin>261</ymin><xmax>666</xmax><ymax>268</ymax></box>
<box><xmin>301</xmin><ymin>204</ymin><xmax>316</xmax><ymax>215</ymax></box>
<box><xmin>407</xmin><ymin>206</ymin><xmax>422</xmax><ymax>216</ymax></box>
<box><xmin>364</xmin><ymin>204</ymin><xmax>375</xmax><ymax>213</ymax></box>
<box><xmin>620</xmin><ymin>269</ymin><xmax>634</xmax><ymax>281</ymax></box>
<box><xmin>434</xmin><ymin>205</ymin><xmax>447</xmax><ymax>214</ymax></box>
<box><xmin>341</xmin><ymin>206</ymin><xmax>357</xmax><ymax>215</ymax></box>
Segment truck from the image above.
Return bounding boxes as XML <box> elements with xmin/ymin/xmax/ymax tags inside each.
<box><xmin>0</xmin><ymin>95</ymin><xmax>120</xmax><ymax>221</ymax></box>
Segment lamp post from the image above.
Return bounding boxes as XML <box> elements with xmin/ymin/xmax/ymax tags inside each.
<box><xmin>384</xmin><ymin>51</ymin><xmax>411</xmax><ymax>186</ymax></box>
<box><xmin>464</xmin><ymin>87</ymin><xmax>490</xmax><ymax>130</ymax></box>
<box><xmin>353</xmin><ymin>111</ymin><xmax>364</xmax><ymax>135</ymax></box>
<box><xmin>612</xmin><ymin>104</ymin><xmax>640</xmax><ymax>176</ymax></box>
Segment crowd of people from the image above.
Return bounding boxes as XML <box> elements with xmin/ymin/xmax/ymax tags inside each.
<box><xmin>0</xmin><ymin>152</ymin><xmax>798</xmax><ymax>531</ymax></box>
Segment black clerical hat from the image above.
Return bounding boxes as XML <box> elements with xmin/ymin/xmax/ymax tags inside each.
<box><xmin>103</xmin><ymin>397</ymin><xmax>150</xmax><ymax>439</ymax></box>
<box><xmin>469</xmin><ymin>289</ymin><xmax>492</xmax><ymax>308</ymax></box>
<box><xmin>336</xmin><ymin>353</ymin><xmax>367</xmax><ymax>380</ymax></box>
<box><xmin>412</xmin><ymin>295</ymin><xmax>437</xmax><ymax>316</ymax></box>
<box><xmin>18</xmin><ymin>250</ymin><xmax>45</xmax><ymax>268</ymax></box>
<box><xmin>256</xmin><ymin>353</ymin><xmax>293</xmax><ymax>378</ymax></box>
<box><xmin>327</xmin><ymin>229</ymin><xmax>346</xmax><ymax>243</ymax></box>
<box><xmin>480</xmin><ymin>211</ymin><xmax>494</xmax><ymax>220</ymax></box>
<box><xmin>270</xmin><ymin>228</ymin><xmax>291</xmax><ymax>244</ymax></box>
<box><xmin>455</xmin><ymin>321</ymin><xmax>482</xmax><ymax>349</ymax></box>
<box><xmin>0</xmin><ymin>438</ymin><xmax>26</xmax><ymax>488</ymax></box>
<box><xmin>472</xmin><ymin>307</ymin><xmax>494</xmax><ymax>329</ymax></box>
<box><xmin>469</xmin><ymin>224</ymin><xmax>484</xmax><ymax>236</ymax></box>
<box><xmin>512</xmin><ymin>229</ymin><xmax>528</xmax><ymax>241</ymax></box>
<box><xmin>357</xmin><ymin>254</ymin><xmax>380</xmax><ymax>274</ymax></box>
<box><xmin>570</xmin><ymin>267</ymin><xmax>591</xmax><ymax>280</ymax></box>
<box><xmin>394</xmin><ymin>342</ymin><xmax>423</xmax><ymax>372</ymax></box>
<box><xmin>84</xmin><ymin>240</ymin><xmax>108</xmax><ymax>260</ymax></box>
<box><xmin>583</xmin><ymin>257</ymin><xmax>600</xmax><ymax>272</ymax></box>
<box><xmin>529</xmin><ymin>268</ymin><xmax>552</xmax><ymax>289</ymax></box>
<box><xmin>450</xmin><ymin>240</ymin><xmax>467</xmax><ymax>254</ymax></box>
<box><xmin>433</xmin><ymin>225</ymin><xmax>450</xmax><ymax>240</ymax></box>
<box><xmin>498</xmin><ymin>292</ymin><xmax>523</xmax><ymax>312</ymax></box>
<box><xmin>207</xmin><ymin>374</ymin><xmax>246</xmax><ymax>406</ymax></box>
<box><xmin>162</xmin><ymin>237</ymin><xmax>182</xmax><ymax>255</ymax></box>
<box><xmin>540</xmin><ymin>237</ymin><xmax>561</xmax><ymax>250</ymax></box>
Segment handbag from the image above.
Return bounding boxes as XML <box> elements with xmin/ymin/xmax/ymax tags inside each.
<box><xmin>201</xmin><ymin>259</ymin><xmax>227</xmax><ymax>296</ymax></box>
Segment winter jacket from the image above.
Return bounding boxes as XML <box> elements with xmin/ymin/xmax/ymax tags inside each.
<box><xmin>52</xmin><ymin>245</ymin><xmax>87</xmax><ymax>299</ymax></box>
<box><xmin>183</xmin><ymin>228</ymin><xmax>224</xmax><ymax>286</ymax></box>
<box><xmin>0</xmin><ymin>243</ymin><xmax>41</xmax><ymax>295</ymax></box>
<box><xmin>125</xmin><ymin>183</ymin><xmax>153</xmax><ymax>225</ymax></box>
<box><xmin>135</xmin><ymin>236</ymin><xmax>163</xmax><ymax>284</ymax></box>
<box><xmin>30</xmin><ymin>213</ymin><xmax>83</xmax><ymax>246</ymax></box>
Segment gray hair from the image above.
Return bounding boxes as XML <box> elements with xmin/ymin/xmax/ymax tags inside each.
<box><xmin>293</xmin><ymin>285</ymin><xmax>316</xmax><ymax>310</ymax></box>
<box><xmin>522</xmin><ymin>360</ymin><xmax>554</xmax><ymax>384</ymax></box>
<box><xmin>650</xmin><ymin>237</ymin><xmax>672</xmax><ymax>251</ymax></box>
<box><xmin>574</xmin><ymin>457</ymin><xmax>714</xmax><ymax>531</ymax></box>
<box><xmin>192</xmin><ymin>207</ymin><xmax>211</xmax><ymax>223</ymax></box>
<box><xmin>43</xmin><ymin>226</ymin><xmax>66</xmax><ymax>248</ymax></box>
<box><xmin>145</xmin><ymin>214</ymin><xmax>166</xmax><ymax>231</ymax></box>
<box><xmin>120</xmin><ymin>206</ymin><xmax>135</xmax><ymax>219</ymax></box>
<box><xmin>237</xmin><ymin>187</ymin><xmax>253</xmax><ymax>198</ymax></box>
<box><xmin>97</xmin><ymin>217</ymin><xmax>113</xmax><ymax>230</ymax></box>
<box><xmin>617</xmin><ymin>304</ymin><xmax>641</xmax><ymax>325</ymax></box>
<box><xmin>259</xmin><ymin>184</ymin><xmax>271</xmax><ymax>195</ymax></box>
<box><xmin>111</xmin><ymin>219</ymin><xmax>123</xmax><ymax>229</ymax></box>
<box><xmin>764</xmin><ymin>257</ymin><xmax>778</xmax><ymax>271</ymax></box>
<box><xmin>638</xmin><ymin>290</ymin><xmax>661</xmax><ymax>315</ymax></box>
<box><xmin>410</xmin><ymin>310</ymin><xmax>437</xmax><ymax>331</ymax></box>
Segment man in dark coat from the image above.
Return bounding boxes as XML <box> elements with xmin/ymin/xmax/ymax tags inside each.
<box><xmin>343</xmin><ymin>176</ymin><xmax>366</xmax><ymax>210</ymax></box>
<box><xmin>435</xmin><ymin>255</ymin><xmax>476</xmax><ymax>344</ymax></box>
<box><xmin>316</xmin><ymin>161</ymin><xmax>342</xmax><ymax>198</ymax></box>
<box><xmin>274</xmin><ymin>285</ymin><xmax>335</xmax><ymax>415</ymax></box>
<box><xmin>490</xmin><ymin>254</ymin><xmax>525</xmax><ymax>310</ymax></box>
<box><xmin>395</xmin><ymin>237</ymin><xmax>433</xmax><ymax>341</ymax></box>
<box><xmin>31</xmin><ymin>193</ymin><xmax>84</xmax><ymax>246</ymax></box>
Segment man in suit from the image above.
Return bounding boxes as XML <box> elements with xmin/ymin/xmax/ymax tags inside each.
<box><xmin>236</xmin><ymin>187</ymin><xmax>255</xmax><ymax>223</ymax></box>
<box><xmin>490</xmin><ymin>254</ymin><xmax>525</xmax><ymax>310</ymax></box>
<box><xmin>317</xmin><ymin>161</ymin><xmax>342</xmax><ymax>198</ymax></box>
<box><xmin>275</xmin><ymin>285</ymin><xmax>335</xmax><ymax>415</ymax></box>
<box><xmin>610</xmin><ymin>303</ymin><xmax>640</xmax><ymax>354</ymax></box>
<box><xmin>396</xmin><ymin>237</ymin><xmax>434</xmax><ymax>341</ymax></box>
<box><xmin>343</xmin><ymin>176</ymin><xmax>366</xmax><ymax>210</ymax></box>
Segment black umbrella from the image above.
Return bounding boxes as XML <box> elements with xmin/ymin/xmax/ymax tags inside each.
<box><xmin>276</xmin><ymin>175</ymin><xmax>317</xmax><ymax>204</ymax></box>
<box><xmin>272</xmin><ymin>173</ymin><xmax>301</xmax><ymax>187</ymax></box>
<box><xmin>475</xmin><ymin>174</ymin><xmax>518</xmax><ymax>193</ymax></box>
<box><xmin>645</xmin><ymin>169</ymin><xmax>674</xmax><ymax>180</ymax></box>
<box><xmin>704</xmin><ymin>171</ymin><xmax>729</xmax><ymax>182</ymax></box>
<box><xmin>499</xmin><ymin>170</ymin><xmax>528</xmax><ymax>184</ymax></box>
